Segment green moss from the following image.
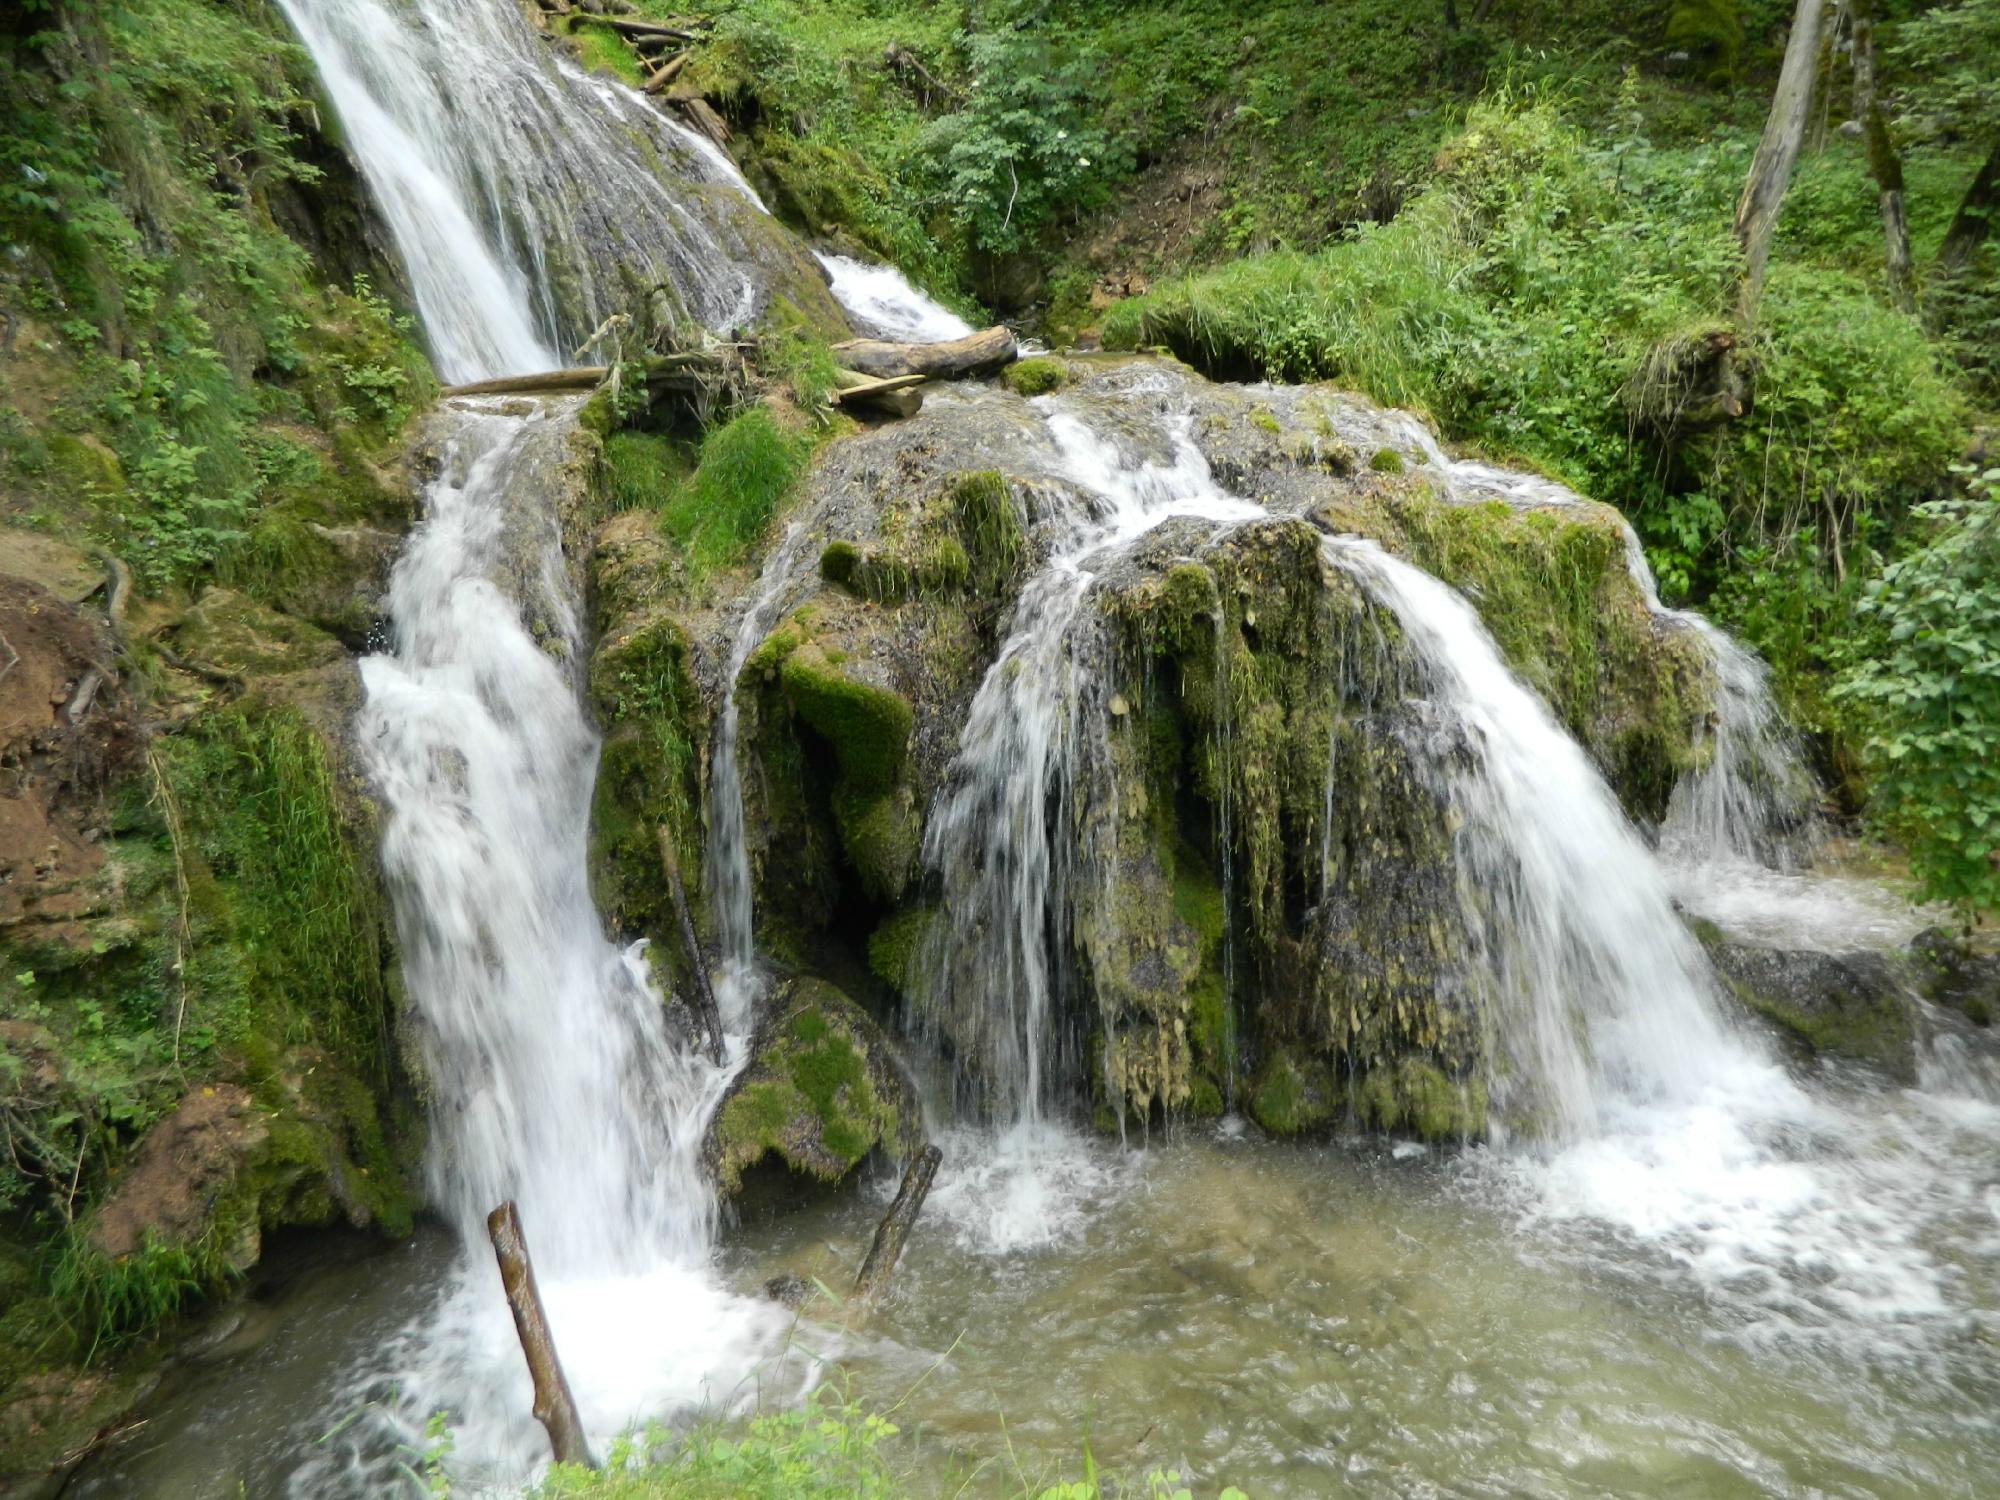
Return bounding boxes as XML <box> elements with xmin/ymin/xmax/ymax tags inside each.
<box><xmin>779</xmin><ymin>642</ymin><xmax>913</xmax><ymax>795</ymax></box>
<box><xmin>1249</xmin><ymin>1052</ymin><xmax>1339</xmax><ymax>1136</ymax></box>
<box><xmin>1369</xmin><ymin>447</ymin><xmax>1405</xmax><ymax>473</ymax></box>
<box><xmin>1356</xmin><ymin>1059</ymin><xmax>1486</xmax><ymax>1141</ymax></box>
<box><xmin>1252</xmin><ymin>408</ymin><xmax>1282</xmax><ymax>434</ymax></box>
<box><xmin>867</xmin><ymin>907</ymin><xmax>934</xmax><ymax>994</ymax></box>
<box><xmin>1002</xmin><ymin>357</ymin><xmax>1067</xmax><ymax>396</ymax></box>
<box><xmin>831</xmin><ymin>784</ymin><xmax>919</xmax><ymax>905</ymax></box>
<box><xmin>660</xmin><ymin>407</ymin><xmax>805</xmax><ymax>579</ymax></box>
<box><xmin>949</xmin><ymin>470</ymin><xmax>1024</xmax><ymax>597</ymax></box>
<box><xmin>708</xmin><ymin>981</ymin><xmax>917</xmax><ymax>1194</ymax></box>
<box><xmin>602</xmin><ymin>430</ymin><xmax>690</xmax><ymax>513</ymax></box>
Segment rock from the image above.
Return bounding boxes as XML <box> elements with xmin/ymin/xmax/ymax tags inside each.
<box><xmin>704</xmin><ymin>978</ymin><xmax>922</xmax><ymax>1199</ymax></box>
<box><xmin>171</xmin><ymin>588</ymin><xmax>347</xmax><ymax>680</ymax></box>
<box><xmin>89</xmin><ymin>1084</ymin><xmax>272</xmax><ymax>1267</ymax></box>
<box><xmin>1698</xmin><ymin>925</ymin><xmax>1918</xmax><ymax>1080</ymax></box>
<box><xmin>1909</xmin><ymin>927</ymin><xmax>2000</xmax><ymax>1028</ymax></box>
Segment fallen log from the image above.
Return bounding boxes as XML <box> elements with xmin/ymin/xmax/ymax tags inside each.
<box><xmin>673</xmin><ymin>97</ymin><xmax>732</xmax><ymax>150</ymax></box>
<box><xmin>443</xmin><ymin>368</ymin><xmax>608</xmax><ymax>397</ymax></box>
<box><xmin>643</xmin><ymin>52</ymin><xmax>690</xmax><ymax>94</ymax></box>
<box><xmin>487</xmin><ymin>1202</ymin><xmax>595</xmax><ymax>1469</ymax></box>
<box><xmin>851</xmin><ymin>1143</ymin><xmax>941</xmax><ymax>1313</ymax></box>
<box><xmin>830</xmin><ymin>325</ymin><xmax>1016</xmax><ymax>381</ymax></box>
<box><xmin>848</xmin><ymin>386</ymin><xmax>922</xmax><ymax>419</ymax></box>
<box><xmin>657</xmin><ymin>826</ymin><xmax>725</xmax><ymax>1064</ymax></box>
<box><xmin>566</xmin><ymin>15</ymin><xmax>699</xmax><ymax>43</ymax></box>
<box><xmin>827</xmin><ymin>372</ymin><xmax>927</xmax><ymax>406</ymax></box>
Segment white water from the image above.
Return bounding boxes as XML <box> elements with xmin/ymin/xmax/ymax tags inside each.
<box><xmin>322</xmin><ymin>398</ymin><xmax>792</xmax><ymax>1488</ymax></box>
<box><xmin>816</xmin><ymin>253</ymin><xmax>974</xmax><ymax>343</ymax></box>
<box><xmin>705</xmin><ymin>524</ymin><xmax>814</xmax><ymax>1025</ymax></box>
<box><xmin>920</xmin><ymin>391</ymin><xmax>1261</xmax><ymax>1134</ymax></box>
<box><xmin>277</xmin><ymin>0</ymin><xmax>765</xmax><ymax>380</ymax></box>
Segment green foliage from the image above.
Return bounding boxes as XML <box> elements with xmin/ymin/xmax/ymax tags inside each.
<box><xmin>525</xmin><ymin>1385</ymin><xmax>1246</xmax><ymax>1499</ymax></box>
<box><xmin>660</xmin><ymin>407</ymin><xmax>807</xmax><ymax>577</ymax></box>
<box><xmin>1892</xmin><ymin>0</ymin><xmax>2000</xmax><ymax>143</ymax></box>
<box><xmin>603</xmin><ymin>431</ymin><xmax>691</xmax><ymax>514</ymax></box>
<box><xmin>912</xmin><ymin>29</ymin><xmax>1127</xmax><ymax>256</ymax></box>
<box><xmin>1665</xmin><ymin>0</ymin><xmax>1745</xmax><ymax>86</ymax></box>
<box><xmin>0</xmin><ymin>0</ymin><xmax>429</xmax><ymax>588</ymax></box>
<box><xmin>1835</xmin><ymin>468</ymin><xmax>2000</xmax><ymax>919</ymax></box>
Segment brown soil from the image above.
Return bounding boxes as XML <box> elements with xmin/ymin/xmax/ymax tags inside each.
<box><xmin>0</xmin><ymin>557</ymin><xmax>138</xmax><ymax>941</ymax></box>
<box><xmin>87</xmin><ymin>1083</ymin><xmax>267</xmax><ymax>1260</ymax></box>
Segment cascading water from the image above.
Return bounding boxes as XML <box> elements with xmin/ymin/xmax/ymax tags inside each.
<box><xmin>815</xmin><ymin>254</ymin><xmax>974</xmax><ymax>343</ymax></box>
<box><xmin>1323</xmin><ymin>537</ymin><xmax>1770</xmax><ymax>1139</ymax></box>
<box><xmin>277</xmin><ymin>0</ymin><xmax>773</xmax><ymax>380</ymax></box>
<box><xmin>705</xmin><ymin>524</ymin><xmax>814</xmax><ymax>1024</ymax></box>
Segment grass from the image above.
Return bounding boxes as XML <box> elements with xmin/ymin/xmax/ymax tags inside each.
<box><xmin>522</xmin><ymin>1382</ymin><xmax>1248</xmax><ymax>1500</ymax></box>
<box><xmin>659</xmin><ymin>406</ymin><xmax>808</xmax><ymax>579</ymax></box>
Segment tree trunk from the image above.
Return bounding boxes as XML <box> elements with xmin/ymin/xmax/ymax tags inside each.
<box><xmin>830</xmin><ymin>325</ymin><xmax>1017</xmax><ymax>380</ymax></box>
<box><xmin>1734</xmin><ymin>0</ymin><xmax>1828</xmax><ymax>327</ymax></box>
<box><xmin>1936</xmin><ymin>131</ymin><xmax>2000</xmax><ymax>275</ymax></box>
<box><xmin>1851</xmin><ymin>2</ymin><xmax>1914</xmax><ymax>311</ymax></box>
<box><xmin>487</xmin><ymin>1202</ymin><xmax>596</xmax><ymax>1469</ymax></box>
<box><xmin>851</xmin><ymin>1143</ymin><xmax>941</xmax><ymax>1314</ymax></box>
<box><xmin>657</xmin><ymin>827</ymin><xmax>725</xmax><ymax>1065</ymax></box>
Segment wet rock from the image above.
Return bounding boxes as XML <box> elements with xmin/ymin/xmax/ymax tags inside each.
<box><xmin>704</xmin><ymin>978</ymin><xmax>922</xmax><ymax>1198</ymax></box>
<box><xmin>171</xmin><ymin>589</ymin><xmax>347</xmax><ymax>679</ymax></box>
<box><xmin>1909</xmin><ymin>927</ymin><xmax>2000</xmax><ymax>1028</ymax></box>
<box><xmin>1697</xmin><ymin>924</ymin><xmax>1918</xmax><ymax>1080</ymax></box>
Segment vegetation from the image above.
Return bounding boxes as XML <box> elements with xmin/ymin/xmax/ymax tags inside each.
<box><xmin>524</xmin><ymin>1386</ymin><xmax>1247</xmax><ymax>1500</ymax></box>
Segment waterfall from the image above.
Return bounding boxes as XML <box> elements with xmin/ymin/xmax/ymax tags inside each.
<box><xmin>815</xmin><ymin>254</ymin><xmax>974</xmax><ymax>343</ymax></box>
<box><xmin>277</xmin><ymin>0</ymin><xmax>768</xmax><ymax>381</ymax></box>
<box><xmin>1324</xmin><ymin>538</ymin><xmax>1758</xmax><ymax>1138</ymax></box>
<box><xmin>920</xmin><ymin>398</ymin><xmax>1261</xmax><ymax>1126</ymax></box>
<box><xmin>1381</xmin><ymin>412</ymin><xmax>1816</xmax><ymax>872</ymax></box>
<box><xmin>705</xmin><ymin>524</ymin><xmax>814</xmax><ymax>1024</ymax></box>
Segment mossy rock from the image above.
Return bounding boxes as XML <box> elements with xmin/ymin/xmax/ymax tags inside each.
<box><xmin>1249</xmin><ymin>1050</ymin><xmax>1343</xmax><ymax>1136</ymax></box>
<box><xmin>1701</xmin><ymin>931</ymin><xmax>1918</xmax><ymax>1081</ymax></box>
<box><xmin>868</xmin><ymin>906</ymin><xmax>936</xmax><ymax>995</ymax></box>
<box><xmin>1002</xmin><ymin>357</ymin><xmax>1067</xmax><ymax>397</ymax></box>
<box><xmin>704</xmin><ymin>978</ymin><xmax>922</xmax><ymax>1197</ymax></box>
<box><xmin>1355</xmin><ymin>1058</ymin><xmax>1486</xmax><ymax>1141</ymax></box>
<box><xmin>170</xmin><ymin>588</ymin><xmax>347</xmax><ymax>679</ymax></box>
<box><xmin>779</xmin><ymin>640</ymin><xmax>913</xmax><ymax>795</ymax></box>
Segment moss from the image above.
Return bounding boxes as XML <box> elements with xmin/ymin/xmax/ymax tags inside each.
<box><xmin>831</xmin><ymin>784</ymin><xmax>919</xmax><ymax>905</ymax></box>
<box><xmin>1251</xmin><ymin>408</ymin><xmax>1282</xmax><ymax>434</ymax></box>
<box><xmin>867</xmin><ymin>909</ymin><xmax>934</xmax><ymax>994</ymax></box>
<box><xmin>1002</xmin><ymin>357</ymin><xmax>1068</xmax><ymax>396</ymax></box>
<box><xmin>707</xmin><ymin>980</ymin><xmax>919</xmax><ymax>1195</ymax></box>
<box><xmin>779</xmin><ymin>642</ymin><xmax>913</xmax><ymax>795</ymax></box>
<box><xmin>949</xmin><ymin>470</ymin><xmax>1025</xmax><ymax>597</ymax></box>
<box><xmin>1249</xmin><ymin>1052</ymin><xmax>1340</xmax><ymax>1136</ymax></box>
<box><xmin>1356</xmin><ymin>1058</ymin><xmax>1486</xmax><ymax>1141</ymax></box>
<box><xmin>1369</xmin><ymin>447</ymin><xmax>1405</xmax><ymax>473</ymax></box>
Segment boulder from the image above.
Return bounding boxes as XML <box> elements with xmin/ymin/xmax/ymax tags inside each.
<box><xmin>1698</xmin><ymin>925</ymin><xmax>1918</xmax><ymax>1080</ymax></box>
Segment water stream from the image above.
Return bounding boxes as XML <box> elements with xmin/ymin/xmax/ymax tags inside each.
<box><xmin>68</xmin><ymin>3</ymin><xmax>2000</xmax><ymax>1493</ymax></box>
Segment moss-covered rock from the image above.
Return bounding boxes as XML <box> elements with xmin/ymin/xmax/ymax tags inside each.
<box><xmin>1249</xmin><ymin>1050</ymin><xmax>1342</xmax><ymax>1136</ymax></box>
<box><xmin>1002</xmin><ymin>357</ymin><xmax>1068</xmax><ymax>397</ymax></box>
<box><xmin>1356</xmin><ymin>1058</ymin><xmax>1487</xmax><ymax>1141</ymax></box>
<box><xmin>704</xmin><ymin>978</ymin><xmax>922</xmax><ymax>1197</ymax></box>
<box><xmin>1697</xmin><ymin>924</ymin><xmax>1918</xmax><ymax>1080</ymax></box>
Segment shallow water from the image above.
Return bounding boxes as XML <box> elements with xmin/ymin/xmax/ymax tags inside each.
<box><xmin>76</xmin><ymin>1059</ymin><xmax>2000</xmax><ymax>1498</ymax></box>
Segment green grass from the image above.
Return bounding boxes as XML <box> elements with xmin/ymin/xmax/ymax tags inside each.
<box><xmin>659</xmin><ymin>407</ymin><xmax>807</xmax><ymax>577</ymax></box>
<box><xmin>525</xmin><ymin>1384</ymin><xmax>1247</xmax><ymax>1500</ymax></box>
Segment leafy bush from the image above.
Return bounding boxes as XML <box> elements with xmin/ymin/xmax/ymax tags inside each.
<box><xmin>1835</xmin><ymin>468</ymin><xmax>2000</xmax><ymax>920</ymax></box>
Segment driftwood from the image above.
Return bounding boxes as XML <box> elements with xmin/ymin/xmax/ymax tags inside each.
<box><xmin>830</xmin><ymin>325</ymin><xmax>1016</xmax><ymax>381</ymax></box>
<box><xmin>851</xmin><ymin>1143</ymin><xmax>941</xmax><ymax>1313</ymax></box>
<box><xmin>657</xmin><ymin>826</ymin><xmax>725</xmax><ymax>1064</ymax></box>
<box><xmin>444</xmin><ymin>368</ymin><xmax>609</xmax><ymax>397</ymax></box>
<box><xmin>566</xmin><ymin>15</ymin><xmax>700</xmax><ymax>43</ymax></box>
<box><xmin>643</xmin><ymin>52</ymin><xmax>690</xmax><ymax>94</ymax></box>
<box><xmin>487</xmin><ymin>1201</ymin><xmax>595</xmax><ymax>1469</ymax></box>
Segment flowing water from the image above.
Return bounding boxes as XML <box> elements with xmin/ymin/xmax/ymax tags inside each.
<box><xmin>816</xmin><ymin>253</ymin><xmax>975</xmax><ymax>342</ymax></box>
<box><xmin>69</xmin><ymin>3</ymin><xmax>2000</xmax><ymax>1493</ymax></box>
<box><xmin>277</xmin><ymin>0</ymin><xmax>774</xmax><ymax>380</ymax></box>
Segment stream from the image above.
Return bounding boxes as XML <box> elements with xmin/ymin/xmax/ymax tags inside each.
<box><xmin>63</xmin><ymin>0</ymin><xmax>2000</xmax><ymax>1495</ymax></box>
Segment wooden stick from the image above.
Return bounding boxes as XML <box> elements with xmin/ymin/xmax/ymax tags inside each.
<box><xmin>827</xmin><ymin>372</ymin><xmax>927</xmax><ymax>405</ymax></box>
<box><xmin>658</xmin><ymin>826</ymin><xmax>726</xmax><ymax>1064</ymax></box>
<box><xmin>851</xmin><ymin>1144</ymin><xmax>941</xmax><ymax>1312</ymax></box>
<box><xmin>643</xmin><ymin>52</ymin><xmax>690</xmax><ymax>94</ymax></box>
<box><xmin>487</xmin><ymin>1202</ymin><xmax>595</xmax><ymax>1469</ymax></box>
<box><xmin>829</xmin><ymin>325</ymin><xmax>1016</xmax><ymax>381</ymax></box>
<box><xmin>443</xmin><ymin>368</ymin><xmax>609</xmax><ymax>397</ymax></box>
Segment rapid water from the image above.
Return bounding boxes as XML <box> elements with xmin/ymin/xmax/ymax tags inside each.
<box><xmin>816</xmin><ymin>253</ymin><xmax>974</xmax><ymax>342</ymax></box>
<box><xmin>277</xmin><ymin>0</ymin><xmax>768</xmax><ymax>380</ymax></box>
<box><xmin>919</xmin><ymin>392</ymin><xmax>1263</xmax><ymax>1125</ymax></box>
